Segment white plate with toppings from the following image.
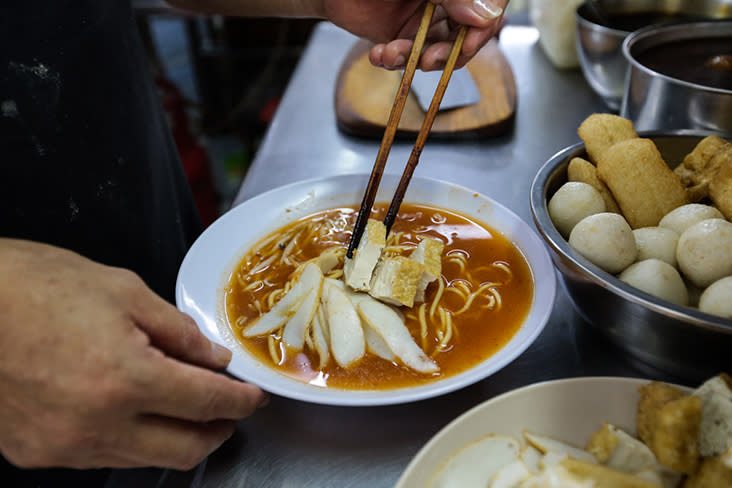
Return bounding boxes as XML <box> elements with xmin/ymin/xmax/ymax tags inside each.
<box><xmin>176</xmin><ymin>174</ymin><xmax>555</xmax><ymax>406</ymax></box>
<box><xmin>395</xmin><ymin>377</ymin><xmax>703</xmax><ymax>488</ymax></box>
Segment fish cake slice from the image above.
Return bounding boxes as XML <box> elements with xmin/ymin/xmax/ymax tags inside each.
<box><xmin>578</xmin><ymin>113</ymin><xmax>638</xmax><ymax>164</ymax></box>
<box><xmin>568</xmin><ymin>157</ymin><xmax>621</xmax><ymax>213</ymax></box>
<box><xmin>597</xmin><ymin>138</ymin><xmax>688</xmax><ymax>228</ymax></box>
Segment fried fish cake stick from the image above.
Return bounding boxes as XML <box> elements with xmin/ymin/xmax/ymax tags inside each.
<box><xmin>578</xmin><ymin>113</ymin><xmax>638</xmax><ymax>164</ymax></box>
<box><xmin>568</xmin><ymin>157</ymin><xmax>621</xmax><ymax>213</ymax></box>
<box><xmin>597</xmin><ymin>138</ymin><xmax>688</xmax><ymax>228</ymax></box>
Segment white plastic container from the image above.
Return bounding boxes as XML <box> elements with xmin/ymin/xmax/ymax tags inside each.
<box><xmin>529</xmin><ymin>0</ymin><xmax>584</xmax><ymax>68</ymax></box>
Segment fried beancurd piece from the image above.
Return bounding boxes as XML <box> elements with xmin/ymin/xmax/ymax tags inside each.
<box><xmin>637</xmin><ymin>381</ymin><xmax>702</xmax><ymax>475</ymax></box>
<box><xmin>675</xmin><ymin>137</ymin><xmax>732</xmax><ymax>202</ymax></box>
<box><xmin>409</xmin><ymin>237</ymin><xmax>444</xmax><ymax>303</ymax></box>
<box><xmin>682</xmin><ymin>452</ymin><xmax>732</xmax><ymax>488</ymax></box>
<box><xmin>637</xmin><ymin>382</ymin><xmax>687</xmax><ymax>451</ymax></box>
<box><xmin>674</xmin><ymin>162</ymin><xmax>696</xmax><ymax>187</ymax></box>
<box><xmin>568</xmin><ymin>157</ymin><xmax>621</xmax><ymax>213</ymax></box>
<box><xmin>597</xmin><ymin>138</ymin><xmax>688</xmax><ymax>228</ymax></box>
<box><xmin>343</xmin><ymin>219</ymin><xmax>386</xmax><ymax>291</ymax></box>
<box><xmin>578</xmin><ymin>113</ymin><xmax>638</xmax><ymax>164</ymax></box>
<box><xmin>368</xmin><ymin>256</ymin><xmax>424</xmax><ymax>308</ymax></box>
<box><xmin>709</xmin><ymin>159</ymin><xmax>732</xmax><ymax>220</ymax></box>
<box><xmin>682</xmin><ymin>136</ymin><xmax>730</xmax><ymax>174</ymax></box>
<box><xmin>673</xmin><ymin>164</ymin><xmax>704</xmax><ymax>202</ymax></box>
<box><xmin>651</xmin><ymin>395</ymin><xmax>702</xmax><ymax>474</ymax></box>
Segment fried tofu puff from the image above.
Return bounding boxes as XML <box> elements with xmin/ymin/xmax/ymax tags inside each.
<box><xmin>637</xmin><ymin>382</ymin><xmax>702</xmax><ymax>475</ymax></box>
<box><xmin>638</xmin><ymin>382</ymin><xmax>688</xmax><ymax>445</ymax></box>
<box><xmin>578</xmin><ymin>113</ymin><xmax>638</xmax><ymax>164</ymax></box>
<box><xmin>674</xmin><ymin>163</ymin><xmax>697</xmax><ymax>190</ymax></box>
<box><xmin>597</xmin><ymin>138</ymin><xmax>688</xmax><ymax>229</ymax></box>
<box><xmin>675</xmin><ymin>136</ymin><xmax>732</xmax><ymax>203</ymax></box>
<box><xmin>651</xmin><ymin>396</ymin><xmax>702</xmax><ymax>475</ymax></box>
<box><xmin>709</xmin><ymin>159</ymin><xmax>732</xmax><ymax>220</ymax></box>
<box><xmin>681</xmin><ymin>136</ymin><xmax>730</xmax><ymax>174</ymax></box>
<box><xmin>567</xmin><ymin>157</ymin><xmax>622</xmax><ymax>214</ymax></box>
<box><xmin>682</xmin><ymin>453</ymin><xmax>732</xmax><ymax>488</ymax></box>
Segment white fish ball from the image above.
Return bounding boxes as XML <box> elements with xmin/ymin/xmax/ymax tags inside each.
<box><xmin>618</xmin><ymin>259</ymin><xmax>689</xmax><ymax>306</ymax></box>
<box><xmin>569</xmin><ymin>212</ymin><xmax>637</xmax><ymax>274</ymax></box>
<box><xmin>699</xmin><ymin>276</ymin><xmax>732</xmax><ymax>319</ymax></box>
<box><xmin>548</xmin><ymin>182</ymin><xmax>606</xmax><ymax>238</ymax></box>
<box><xmin>677</xmin><ymin>219</ymin><xmax>732</xmax><ymax>288</ymax></box>
<box><xmin>632</xmin><ymin>227</ymin><xmax>679</xmax><ymax>267</ymax></box>
<box><xmin>659</xmin><ymin>203</ymin><xmax>724</xmax><ymax>235</ymax></box>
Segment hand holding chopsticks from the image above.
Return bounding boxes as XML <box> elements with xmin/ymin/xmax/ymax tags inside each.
<box><xmin>346</xmin><ymin>3</ymin><xmax>469</xmax><ymax>258</ymax></box>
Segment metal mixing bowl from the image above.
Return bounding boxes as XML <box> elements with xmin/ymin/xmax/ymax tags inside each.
<box><xmin>621</xmin><ymin>21</ymin><xmax>732</xmax><ymax>134</ymax></box>
<box><xmin>530</xmin><ymin>132</ymin><xmax>732</xmax><ymax>381</ymax></box>
<box><xmin>576</xmin><ymin>3</ymin><xmax>628</xmax><ymax>110</ymax></box>
<box><xmin>575</xmin><ymin>0</ymin><xmax>732</xmax><ymax>110</ymax></box>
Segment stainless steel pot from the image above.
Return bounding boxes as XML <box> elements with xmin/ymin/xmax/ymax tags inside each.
<box><xmin>530</xmin><ymin>132</ymin><xmax>732</xmax><ymax>381</ymax></box>
<box><xmin>575</xmin><ymin>3</ymin><xmax>629</xmax><ymax>110</ymax></box>
<box><xmin>621</xmin><ymin>21</ymin><xmax>732</xmax><ymax>135</ymax></box>
<box><xmin>576</xmin><ymin>0</ymin><xmax>732</xmax><ymax>111</ymax></box>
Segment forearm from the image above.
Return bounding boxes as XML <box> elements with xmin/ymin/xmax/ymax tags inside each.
<box><xmin>165</xmin><ymin>0</ymin><xmax>326</xmax><ymax>17</ymax></box>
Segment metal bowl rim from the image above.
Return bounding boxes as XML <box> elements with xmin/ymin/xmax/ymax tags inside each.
<box><xmin>622</xmin><ymin>20</ymin><xmax>732</xmax><ymax>96</ymax></box>
<box><xmin>576</xmin><ymin>4</ymin><xmax>631</xmax><ymax>37</ymax></box>
<box><xmin>530</xmin><ymin>129</ymin><xmax>732</xmax><ymax>334</ymax></box>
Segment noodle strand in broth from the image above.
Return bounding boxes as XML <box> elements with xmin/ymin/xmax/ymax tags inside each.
<box><xmin>224</xmin><ymin>203</ymin><xmax>533</xmax><ymax>390</ymax></box>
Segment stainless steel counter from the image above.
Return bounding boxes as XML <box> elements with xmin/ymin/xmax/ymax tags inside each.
<box><xmin>110</xmin><ymin>20</ymin><xmax>688</xmax><ymax>488</ymax></box>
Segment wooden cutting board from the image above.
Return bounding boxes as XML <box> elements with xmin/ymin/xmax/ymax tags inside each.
<box><xmin>334</xmin><ymin>38</ymin><xmax>517</xmax><ymax>139</ymax></box>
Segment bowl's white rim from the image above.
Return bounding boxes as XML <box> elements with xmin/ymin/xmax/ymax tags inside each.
<box><xmin>177</xmin><ymin>174</ymin><xmax>557</xmax><ymax>406</ymax></box>
<box><xmin>394</xmin><ymin>375</ymin><xmax>692</xmax><ymax>487</ymax></box>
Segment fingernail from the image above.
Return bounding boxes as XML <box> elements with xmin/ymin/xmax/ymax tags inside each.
<box><xmin>394</xmin><ymin>55</ymin><xmax>406</xmax><ymax>68</ymax></box>
<box><xmin>213</xmin><ymin>342</ymin><xmax>232</xmax><ymax>364</ymax></box>
<box><xmin>473</xmin><ymin>0</ymin><xmax>503</xmax><ymax>20</ymax></box>
<box><xmin>258</xmin><ymin>392</ymin><xmax>270</xmax><ymax>408</ymax></box>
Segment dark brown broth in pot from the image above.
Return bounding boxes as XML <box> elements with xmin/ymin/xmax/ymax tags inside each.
<box><xmin>224</xmin><ymin>202</ymin><xmax>534</xmax><ymax>390</ymax></box>
<box><xmin>635</xmin><ymin>37</ymin><xmax>732</xmax><ymax>91</ymax></box>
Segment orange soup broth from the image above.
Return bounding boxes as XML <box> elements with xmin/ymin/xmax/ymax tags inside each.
<box><xmin>224</xmin><ymin>203</ymin><xmax>534</xmax><ymax>390</ymax></box>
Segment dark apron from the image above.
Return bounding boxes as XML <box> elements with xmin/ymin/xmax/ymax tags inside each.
<box><xmin>0</xmin><ymin>0</ymin><xmax>203</xmax><ymax>483</ymax></box>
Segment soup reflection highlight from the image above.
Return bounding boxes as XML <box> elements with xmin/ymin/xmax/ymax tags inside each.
<box><xmin>224</xmin><ymin>203</ymin><xmax>534</xmax><ymax>390</ymax></box>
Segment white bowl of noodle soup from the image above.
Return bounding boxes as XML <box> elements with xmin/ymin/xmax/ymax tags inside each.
<box><xmin>176</xmin><ymin>174</ymin><xmax>555</xmax><ymax>406</ymax></box>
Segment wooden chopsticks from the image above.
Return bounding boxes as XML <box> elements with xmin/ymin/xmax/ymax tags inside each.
<box><xmin>383</xmin><ymin>24</ymin><xmax>468</xmax><ymax>234</ymax></box>
<box><xmin>346</xmin><ymin>3</ymin><xmax>468</xmax><ymax>258</ymax></box>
